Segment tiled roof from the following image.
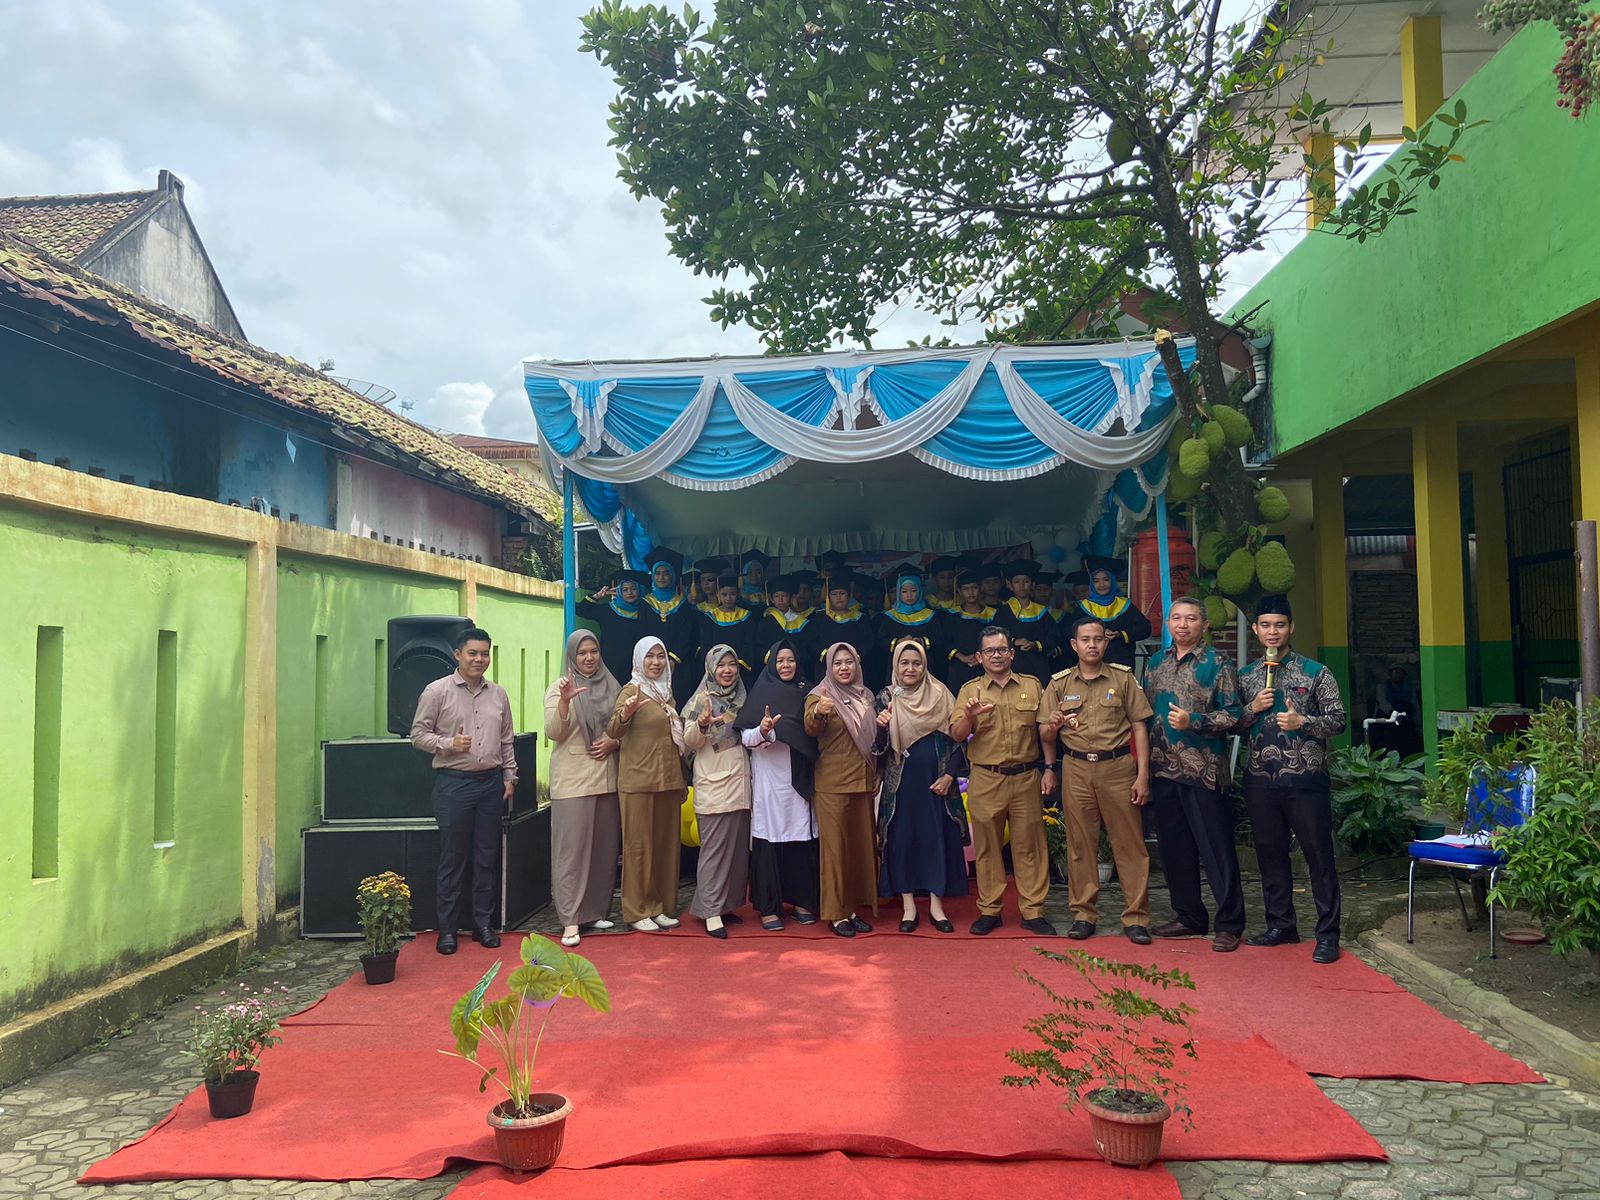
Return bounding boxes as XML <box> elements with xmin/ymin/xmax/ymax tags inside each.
<box><xmin>0</xmin><ymin>232</ymin><xmax>559</xmax><ymax>526</ymax></box>
<box><xmin>0</xmin><ymin>188</ymin><xmax>156</xmax><ymax>261</ymax></box>
<box><xmin>449</xmin><ymin>434</ymin><xmax>538</xmax><ymax>452</ymax></box>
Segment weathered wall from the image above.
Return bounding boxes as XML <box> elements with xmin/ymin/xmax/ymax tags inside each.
<box><xmin>341</xmin><ymin>456</ymin><xmax>501</xmax><ymax>561</ymax></box>
<box><xmin>86</xmin><ymin>193</ymin><xmax>245</xmax><ymax>340</ymax></box>
<box><xmin>1232</xmin><ymin>24</ymin><xmax>1599</xmax><ymax>454</ymax></box>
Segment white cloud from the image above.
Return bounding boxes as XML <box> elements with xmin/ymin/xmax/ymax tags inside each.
<box><xmin>421</xmin><ymin>380</ymin><xmax>496</xmax><ymax>436</ymax></box>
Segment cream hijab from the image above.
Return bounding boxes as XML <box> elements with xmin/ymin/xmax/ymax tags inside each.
<box><xmin>885</xmin><ymin>638</ymin><xmax>955</xmax><ymax>755</ymax></box>
<box><xmin>629</xmin><ymin>636</ymin><xmax>685</xmax><ymax>752</ymax></box>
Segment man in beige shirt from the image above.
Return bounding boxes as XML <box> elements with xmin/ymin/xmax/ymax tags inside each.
<box><xmin>410</xmin><ymin>626</ymin><xmax>516</xmax><ymax>955</ymax></box>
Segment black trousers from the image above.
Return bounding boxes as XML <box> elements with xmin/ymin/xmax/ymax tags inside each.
<box><xmin>1244</xmin><ymin>781</ymin><xmax>1341</xmax><ymax>942</ymax></box>
<box><xmin>433</xmin><ymin>770</ymin><xmax>504</xmax><ymax>932</ymax></box>
<box><xmin>1152</xmin><ymin>778</ymin><xmax>1246</xmax><ymax>936</ymax></box>
<box><xmin>748</xmin><ymin>836</ymin><xmax>820</xmax><ymax>917</ymax></box>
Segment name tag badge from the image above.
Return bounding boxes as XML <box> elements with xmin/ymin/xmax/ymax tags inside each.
<box><xmin>1064</xmin><ymin>694</ymin><xmax>1081</xmax><ymax>703</ymax></box>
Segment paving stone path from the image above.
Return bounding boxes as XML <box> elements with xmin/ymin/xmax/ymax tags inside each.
<box><xmin>4</xmin><ymin>873</ymin><xmax>1598</xmax><ymax>1200</ymax></box>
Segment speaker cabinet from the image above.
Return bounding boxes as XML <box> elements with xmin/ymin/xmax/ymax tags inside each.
<box><xmin>322</xmin><ymin>734</ymin><xmax>539</xmax><ymax>822</ymax></box>
<box><xmin>386</xmin><ymin>615</ymin><xmax>474</xmax><ymax>735</ymax></box>
<box><xmin>299</xmin><ymin>806</ymin><xmax>551</xmax><ymax>937</ymax></box>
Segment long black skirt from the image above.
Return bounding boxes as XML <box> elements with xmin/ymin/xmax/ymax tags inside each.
<box><xmin>748</xmin><ymin>836</ymin><xmax>820</xmax><ymax>916</ymax></box>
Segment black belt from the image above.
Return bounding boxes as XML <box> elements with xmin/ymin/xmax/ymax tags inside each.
<box><xmin>973</xmin><ymin>761</ymin><xmax>1043</xmax><ymax>776</ymax></box>
<box><xmin>437</xmin><ymin>767</ymin><xmax>499</xmax><ymax>779</ymax></box>
<box><xmin>1061</xmin><ymin>746</ymin><xmax>1133</xmax><ymax>763</ymax></box>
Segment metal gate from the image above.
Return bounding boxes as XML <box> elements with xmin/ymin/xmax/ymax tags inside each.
<box><xmin>1503</xmin><ymin>432</ymin><xmax>1578</xmax><ymax>704</ymax></box>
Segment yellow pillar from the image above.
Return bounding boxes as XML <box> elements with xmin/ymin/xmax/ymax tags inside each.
<box><xmin>1400</xmin><ymin>16</ymin><xmax>1444</xmax><ymax>130</ymax></box>
<box><xmin>1303</xmin><ymin>133</ymin><xmax>1335</xmax><ymax>230</ymax></box>
<box><xmin>1413</xmin><ymin>414</ymin><xmax>1467</xmax><ymax>762</ymax></box>
<box><xmin>1470</xmin><ymin>448</ymin><xmax>1515</xmax><ymax>702</ymax></box>
<box><xmin>1312</xmin><ymin>461</ymin><xmax>1351</xmax><ymax>746</ymax></box>
<box><xmin>1577</xmin><ymin>343</ymin><xmax>1600</xmax><ymax>523</ymax></box>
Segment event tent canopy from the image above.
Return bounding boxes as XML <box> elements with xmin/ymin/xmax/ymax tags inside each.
<box><xmin>525</xmin><ymin>337</ymin><xmax>1196</xmax><ymax>567</ymax></box>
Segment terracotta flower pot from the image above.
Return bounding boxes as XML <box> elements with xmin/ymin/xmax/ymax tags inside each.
<box><xmin>360</xmin><ymin>950</ymin><xmax>399</xmax><ymax>985</ymax></box>
<box><xmin>1082</xmin><ymin>1090</ymin><xmax>1170</xmax><ymax>1167</ymax></box>
<box><xmin>488</xmin><ymin>1093</ymin><xmax>572</xmax><ymax>1172</ymax></box>
<box><xmin>204</xmin><ymin>1069</ymin><xmax>260</xmax><ymax>1119</ymax></box>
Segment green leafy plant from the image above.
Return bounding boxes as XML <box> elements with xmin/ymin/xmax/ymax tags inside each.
<box><xmin>1329</xmin><ymin>744</ymin><xmax>1426</xmax><ymax>858</ymax></box>
<box><xmin>1002</xmin><ymin>949</ymin><xmax>1198</xmax><ymax>1127</ymax></box>
<box><xmin>1489</xmin><ymin>701</ymin><xmax>1600</xmax><ymax>963</ymax></box>
<box><xmin>1426</xmin><ymin>713</ymin><xmax>1514</xmax><ymax>823</ymax></box>
<box><xmin>186</xmin><ymin>982</ymin><xmax>293</xmax><ymax>1083</ymax></box>
<box><xmin>355</xmin><ymin>871</ymin><xmax>411</xmax><ymax>957</ymax></box>
<box><xmin>1042</xmin><ymin>808</ymin><xmax>1068</xmax><ymax>869</ymax></box>
<box><xmin>443</xmin><ymin>933</ymin><xmax>612</xmax><ymax>1118</ymax></box>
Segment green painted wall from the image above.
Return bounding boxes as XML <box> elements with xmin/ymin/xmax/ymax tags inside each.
<box><xmin>1420</xmin><ymin>643</ymin><xmax>1470</xmax><ymax>764</ymax></box>
<box><xmin>0</xmin><ymin>506</ymin><xmax>247</xmax><ymax>1021</ymax></box>
<box><xmin>476</xmin><ymin>586</ymin><xmax>567</xmax><ymax>794</ymax></box>
<box><xmin>1479</xmin><ymin>640</ymin><xmax>1516</xmax><ymax>704</ymax></box>
<box><xmin>1231</xmin><ymin>25</ymin><xmax>1599</xmax><ymax>453</ymax></box>
<box><xmin>1316</xmin><ymin>643</ymin><xmax>1353</xmax><ymax>750</ymax></box>
<box><xmin>273</xmin><ymin>556</ymin><xmax>460</xmax><ymax>900</ymax></box>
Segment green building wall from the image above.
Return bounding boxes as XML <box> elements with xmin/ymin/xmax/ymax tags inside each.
<box><xmin>1</xmin><ymin>508</ymin><xmax>248</xmax><ymax>1022</ymax></box>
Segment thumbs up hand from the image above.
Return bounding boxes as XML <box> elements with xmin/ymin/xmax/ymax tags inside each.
<box><xmin>1167</xmin><ymin>703</ymin><xmax>1192</xmax><ymax>732</ymax></box>
<box><xmin>876</xmin><ymin>703</ymin><xmax>894</xmax><ymax>728</ymax></box>
<box><xmin>451</xmin><ymin>725</ymin><xmax>473</xmax><ymax>752</ymax></box>
<box><xmin>759</xmin><ymin>705</ymin><xmax>778</xmax><ymax>735</ymax></box>
<box><xmin>1274</xmin><ymin>697</ymin><xmax>1306</xmax><ymax>732</ymax></box>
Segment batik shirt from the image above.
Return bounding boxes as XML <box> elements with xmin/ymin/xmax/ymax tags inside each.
<box><xmin>1144</xmin><ymin>643</ymin><xmax>1243</xmax><ymax>792</ymax></box>
<box><xmin>1238</xmin><ymin>649</ymin><xmax>1347</xmax><ymax>791</ymax></box>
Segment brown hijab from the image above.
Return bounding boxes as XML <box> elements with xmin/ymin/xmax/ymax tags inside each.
<box><xmin>809</xmin><ymin>642</ymin><xmax>876</xmax><ymax>764</ymax></box>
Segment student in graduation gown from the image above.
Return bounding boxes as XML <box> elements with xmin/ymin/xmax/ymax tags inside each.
<box><xmin>739</xmin><ymin>549</ymin><xmax>771</xmax><ymax>609</ymax></box>
<box><xmin>791</xmin><ymin>570</ymin><xmax>821</xmax><ymax>620</ymax></box>
<box><xmin>758</xmin><ymin>574</ymin><xmax>820</xmax><ymax>667</ymax></box>
<box><xmin>940</xmin><ymin>558</ymin><xmax>998</xmax><ymax>693</ymax></box>
<box><xmin>698</xmin><ymin>572</ymin><xmax>759</xmax><ymax>684</ymax></box>
<box><xmin>927</xmin><ymin>555</ymin><xmax>962</xmax><ymax>612</ymax></box>
<box><xmin>574</xmin><ymin>568</ymin><xmax>648</xmax><ymax>686</ymax></box>
<box><xmin>805</xmin><ymin>642</ymin><xmax>885</xmax><ymax>937</ymax></box>
<box><xmin>814</xmin><ymin>569</ymin><xmax>875</xmax><ymax>675</ymax></box>
<box><xmin>876</xmin><ymin>639</ymin><xmax>969</xmax><ymax>932</ymax></box>
<box><xmin>978</xmin><ymin>562</ymin><xmax>1006</xmax><ymax>610</ymax></box>
<box><xmin>1071</xmin><ymin>554</ymin><xmax>1152</xmax><ymax>670</ymax></box>
<box><xmin>693</xmin><ymin>557</ymin><xmax>728</xmax><ymax>614</ymax></box>
<box><xmin>641</xmin><ymin>546</ymin><xmax>700</xmax><ymax>705</ymax></box>
<box><xmin>734</xmin><ymin>639</ymin><xmax>822</xmax><ymax>930</ymax></box>
<box><xmin>996</xmin><ymin>559</ymin><xmax>1062</xmax><ymax>685</ymax></box>
<box><xmin>873</xmin><ymin>565</ymin><xmax>939</xmax><ymax>690</ymax></box>
<box><xmin>681</xmin><ymin>644</ymin><xmax>753</xmax><ymax>939</ymax></box>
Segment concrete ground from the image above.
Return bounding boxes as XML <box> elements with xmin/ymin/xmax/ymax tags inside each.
<box><xmin>4</xmin><ymin>872</ymin><xmax>1599</xmax><ymax>1200</ymax></box>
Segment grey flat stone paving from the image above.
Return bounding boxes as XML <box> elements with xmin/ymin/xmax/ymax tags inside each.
<box><xmin>5</xmin><ymin>872</ymin><xmax>1598</xmax><ymax>1200</ymax></box>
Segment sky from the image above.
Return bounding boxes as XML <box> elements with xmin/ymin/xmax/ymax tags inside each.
<box><xmin>0</xmin><ymin>0</ymin><xmax>1299</xmax><ymax>443</ymax></box>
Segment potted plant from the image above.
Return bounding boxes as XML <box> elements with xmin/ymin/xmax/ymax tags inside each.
<box><xmin>1003</xmin><ymin>948</ymin><xmax>1197</xmax><ymax>1168</ymax></box>
<box><xmin>1042</xmin><ymin>807</ymin><xmax>1069</xmax><ymax>883</ymax></box>
<box><xmin>443</xmin><ymin>932</ymin><xmax>611</xmax><ymax>1172</ymax></box>
<box><xmin>186</xmin><ymin>982</ymin><xmax>292</xmax><ymax>1119</ymax></box>
<box><xmin>356</xmin><ymin>870</ymin><xmax>411</xmax><ymax>984</ymax></box>
<box><xmin>1096</xmin><ymin>826</ymin><xmax>1116</xmax><ymax>885</ymax></box>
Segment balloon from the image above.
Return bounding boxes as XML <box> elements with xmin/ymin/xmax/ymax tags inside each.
<box><xmin>1047</xmin><ymin>545</ymin><xmax>1067</xmax><ymax>563</ymax></box>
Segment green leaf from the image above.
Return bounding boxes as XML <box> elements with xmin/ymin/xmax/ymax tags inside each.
<box><xmin>565</xmin><ymin>952</ymin><xmax>613</xmax><ymax>1013</ymax></box>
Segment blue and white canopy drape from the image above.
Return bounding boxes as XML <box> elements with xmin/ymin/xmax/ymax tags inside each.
<box><xmin>525</xmin><ymin>339</ymin><xmax>1196</xmax><ymax>564</ymax></box>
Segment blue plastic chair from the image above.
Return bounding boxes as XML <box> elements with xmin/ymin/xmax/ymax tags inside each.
<box><xmin>1405</xmin><ymin>766</ymin><xmax>1535</xmax><ymax>959</ymax></box>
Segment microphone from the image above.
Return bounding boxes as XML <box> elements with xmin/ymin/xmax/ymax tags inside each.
<box><xmin>1264</xmin><ymin>645</ymin><xmax>1280</xmax><ymax>692</ymax></box>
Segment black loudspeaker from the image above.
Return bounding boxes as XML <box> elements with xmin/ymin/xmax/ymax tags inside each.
<box><xmin>322</xmin><ymin>734</ymin><xmax>540</xmax><ymax>822</ymax></box>
<box><xmin>386</xmin><ymin>615</ymin><xmax>474</xmax><ymax>734</ymax></box>
<box><xmin>299</xmin><ymin>806</ymin><xmax>551</xmax><ymax>937</ymax></box>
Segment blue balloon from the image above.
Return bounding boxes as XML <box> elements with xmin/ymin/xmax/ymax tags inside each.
<box><xmin>1047</xmin><ymin>545</ymin><xmax>1067</xmax><ymax>563</ymax></box>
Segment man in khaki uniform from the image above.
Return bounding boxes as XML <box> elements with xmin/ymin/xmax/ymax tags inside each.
<box><xmin>1041</xmin><ymin>615</ymin><xmax>1154</xmax><ymax>943</ymax></box>
<box><xmin>949</xmin><ymin>625</ymin><xmax>1056</xmax><ymax>937</ymax></box>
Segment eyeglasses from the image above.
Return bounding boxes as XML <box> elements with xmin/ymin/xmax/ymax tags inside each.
<box><xmin>979</xmin><ymin>647</ymin><xmax>1013</xmax><ymax>656</ymax></box>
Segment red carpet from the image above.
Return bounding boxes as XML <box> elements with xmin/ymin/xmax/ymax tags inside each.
<box><xmin>450</xmin><ymin>1153</ymin><xmax>1182</xmax><ymax>1200</ymax></box>
<box><xmin>82</xmin><ymin>928</ymin><xmax>1534</xmax><ymax>1185</ymax></box>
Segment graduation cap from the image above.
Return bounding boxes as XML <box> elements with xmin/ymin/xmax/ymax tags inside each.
<box><xmin>614</xmin><ymin>568</ymin><xmax>650</xmax><ymax>588</ymax></box>
<box><xmin>930</xmin><ymin>555</ymin><xmax>962</xmax><ymax>575</ymax></box>
<box><xmin>1004</xmin><ymin>558</ymin><xmax>1041</xmax><ymax>581</ymax></box>
<box><xmin>1034</xmin><ymin>570</ymin><xmax>1061</xmax><ymax>585</ymax></box>
<box><xmin>977</xmin><ymin>561</ymin><xmax>1006</xmax><ymax>582</ymax></box>
<box><xmin>826</xmin><ymin>570</ymin><xmax>859</xmax><ymax>594</ymax></box>
<box><xmin>767</xmin><ymin>574</ymin><xmax>795</xmax><ymax>596</ymax></box>
<box><xmin>1082</xmin><ymin>554</ymin><xmax>1125</xmax><ymax>581</ymax></box>
<box><xmin>892</xmin><ymin>561</ymin><xmax>925</xmax><ymax>584</ymax></box>
<box><xmin>1066</xmin><ymin>569</ymin><xmax>1091</xmax><ymax>587</ymax></box>
<box><xmin>644</xmin><ymin>546</ymin><xmax>683</xmax><ymax>576</ymax></box>
<box><xmin>693</xmin><ymin>557</ymin><xmax>729</xmax><ymax>578</ymax></box>
<box><xmin>716</xmin><ymin>572</ymin><xmax>741</xmax><ymax>592</ymax></box>
<box><xmin>740</xmin><ymin>549</ymin><xmax>771</xmax><ymax>572</ymax></box>
<box><xmin>816</xmin><ymin>549</ymin><xmax>848</xmax><ymax>571</ymax></box>
<box><xmin>789</xmin><ymin>569</ymin><xmax>820</xmax><ymax>588</ymax></box>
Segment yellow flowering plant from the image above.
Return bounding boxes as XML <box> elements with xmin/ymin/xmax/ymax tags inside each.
<box><xmin>1042</xmin><ymin>808</ymin><xmax>1068</xmax><ymax>869</ymax></box>
<box><xmin>356</xmin><ymin>871</ymin><xmax>412</xmax><ymax>957</ymax></box>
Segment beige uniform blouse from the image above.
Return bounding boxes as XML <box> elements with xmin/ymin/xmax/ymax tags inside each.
<box><xmin>682</xmin><ymin>718</ymin><xmax>753</xmax><ymax>814</ymax></box>
<box><xmin>607</xmin><ymin>684</ymin><xmax>687</xmax><ymax>794</ymax></box>
<box><xmin>804</xmin><ymin>694</ymin><xmax>878</xmax><ymax>793</ymax></box>
<box><xmin>542</xmin><ymin>682</ymin><xmax>618</xmax><ymax>801</ymax></box>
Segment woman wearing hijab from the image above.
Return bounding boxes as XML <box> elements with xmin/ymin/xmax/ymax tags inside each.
<box><xmin>543</xmin><ymin>630</ymin><xmax>623</xmax><ymax>947</ymax></box>
<box><xmin>607</xmin><ymin>636</ymin><xmax>688</xmax><ymax>932</ymax></box>
<box><xmin>735</xmin><ymin>639</ymin><xmax>821</xmax><ymax>930</ymax></box>
<box><xmin>805</xmin><ymin>642</ymin><xmax>886</xmax><ymax>937</ymax></box>
<box><xmin>1071</xmin><ymin>554</ymin><xmax>1152</xmax><ymax>670</ymax></box>
<box><xmin>876</xmin><ymin>639</ymin><xmax>969</xmax><ymax>933</ymax></box>
<box><xmin>872</xmin><ymin>565</ymin><xmax>939</xmax><ymax>690</ymax></box>
<box><xmin>682</xmin><ymin>644</ymin><xmax>754</xmax><ymax>939</ymax></box>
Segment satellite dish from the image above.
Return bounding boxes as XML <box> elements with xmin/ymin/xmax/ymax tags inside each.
<box><xmin>328</xmin><ymin>376</ymin><xmax>398</xmax><ymax>407</ymax></box>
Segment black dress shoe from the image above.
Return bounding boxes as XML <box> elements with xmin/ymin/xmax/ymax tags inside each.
<box><xmin>899</xmin><ymin>914</ymin><xmax>920</xmax><ymax>933</ymax></box>
<box><xmin>1246</xmin><ymin>927</ymin><xmax>1302</xmax><ymax>948</ymax></box>
<box><xmin>1312</xmin><ymin>938</ymin><xmax>1341</xmax><ymax>964</ymax></box>
<box><xmin>850</xmin><ymin>915</ymin><xmax>872</xmax><ymax>933</ymax></box>
<box><xmin>931</xmin><ymin>918</ymin><xmax>955</xmax><ymax>934</ymax></box>
<box><xmin>970</xmin><ymin>914</ymin><xmax>1003</xmax><ymax>935</ymax></box>
<box><xmin>1066</xmin><ymin>921</ymin><xmax>1096</xmax><ymax>940</ymax></box>
<box><xmin>1020</xmin><ymin>917</ymin><xmax>1058</xmax><ymax>937</ymax></box>
<box><xmin>721</xmin><ymin>913</ymin><xmax>744</xmax><ymax>925</ymax></box>
<box><xmin>831</xmin><ymin>920</ymin><xmax>856</xmax><ymax>938</ymax></box>
<box><xmin>436</xmin><ymin>931</ymin><xmax>458</xmax><ymax>955</ymax></box>
<box><xmin>1125</xmin><ymin>924</ymin><xmax>1153</xmax><ymax>945</ymax></box>
<box><xmin>705</xmin><ymin>923</ymin><xmax>728</xmax><ymax>940</ymax></box>
<box><xmin>474</xmin><ymin>928</ymin><xmax>501</xmax><ymax>948</ymax></box>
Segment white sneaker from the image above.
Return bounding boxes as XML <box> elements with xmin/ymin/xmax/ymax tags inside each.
<box><xmin>588</xmin><ymin>919</ymin><xmax>616</xmax><ymax>930</ymax></box>
<box><xmin>631</xmin><ymin>918</ymin><xmax>661</xmax><ymax>932</ymax></box>
<box><xmin>653</xmin><ymin>913</ymin><xmax>680</xmax><ymax>928</ymax></box>
<box><xmin>561</xmin><ymin>927</ymin><xmax>581</xmax><ymax>947</ymax></box>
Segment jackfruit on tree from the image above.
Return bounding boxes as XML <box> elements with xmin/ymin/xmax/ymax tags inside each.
<box><xmin>1254</xmin><ymin>541</ymin><xmax>1297</xmax><ymax>593</ymax></box>
<box><xmin>1256</xmin><ymin>485</ymin><xmax>1291</xmax><ymax>524</ymax></box>
<box><xmin>1168</xmin><ymin>468</ymin><xmax>1202</xmax><ymax>501</ymax></box>
<box><xmin>1203</xmin><ymin>595</ymin><xmax>1229</xmax><ymax>628</ymax></box>
<box><xmin>1211</xmin><ymin>404</ymin><xmax>1254</xmax><ymax>449</ymax></box>
<box><xmin>1201</xmin><ymin>420</ymin><xmax>1225</xmax><ymax>455</ymax></box>
<box><xmin>1166</xmin><ymin>423</ymin><xmax>1191</xmax><ymax>457</ymax></box>
<box><xmin>1217</xmin><ymin>548</ymin><xmax>1256</xmax><ymax>596</ymax></box>
<box><xmin>1106</xmin><ymin>119</ymin><xmax>1136</xmax><ymax>165</ymax></box>
<box><xmin>1198</xmin><ymin>530</ymin><xmax>1228</xmax><ymax>571</ymax></box>
<box><xmin>1178</xmin><ymin>437</ymin><xmax>1211</xmax><ymax>479</ymax></box>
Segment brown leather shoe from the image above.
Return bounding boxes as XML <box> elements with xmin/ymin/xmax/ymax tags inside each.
<box><xmin>1152</xmin><ymin>920</ymin><xmax>1204</xmax><ymax>939</ymax></box>
<box><xmin>1212</xmin><ymin>931</ymin><xmax>1242</xmax><ymax>953</ymax></box>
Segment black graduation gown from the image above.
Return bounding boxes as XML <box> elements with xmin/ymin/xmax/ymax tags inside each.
<box><xmin>812</xmin><ymin>608</ymin><xmax>875</xmax><ymax>676</ymax></box>
<box><xmin>641</xmin><ymin>593</ymin><xmax>700</xmax><ymax>704</ymax></box>
<box><xmin>1059</xmin><ymin>596</ymin><xmax>1153</xmax><ymax>670</ymax></box>
<box><xmin>757</xmin><ymin>608</ymin><xmax>823</xmax><ymax>674</ymax></box>
<box><xmin>573</xmin><ymin>595</ymin><xmax>644</xmax><ymax>686</ymax></box>
<box><xmin>872</xmin><ymin>610</ymin><xmax>941</xmax><ymax>692</ymax></box>
<box><xmin>698</xmin><ymin>605</ymin><xmax>760</xmax><ymax>684</ymax></box>
<box><xmin>995</xmin><ymin>599</ymin><xmax>1063</xmax><ymax>686</ymax></box>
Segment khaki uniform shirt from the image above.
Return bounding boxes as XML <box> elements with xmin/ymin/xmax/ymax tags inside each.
<box><xmin>607</xmin><ymin>684</ymin><xmax>687</xmax><ymax>794</ymax></box>
<box><xmin>410</xmin><ymin>671</ymin><xmax>516</xmax><ymax>781</ymax></box>
<box><xmin>951</xmin><ymin>673</ymin><xmax>1043</xmax><ymax>767</ymax></box>
<box><xmin>804</xmin><ymin>694</ymin><xmax>879</xmax><ymax>793</ymax></box>
<box><xmin>542</xmin><ymin>681</ymin><xmax>619</xmax><ymax>801</ymax></box>
<box><xmin>1041</xmin><ymin>664</ymin><xmax>1153</xmax><ymax>755</ymax></box>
